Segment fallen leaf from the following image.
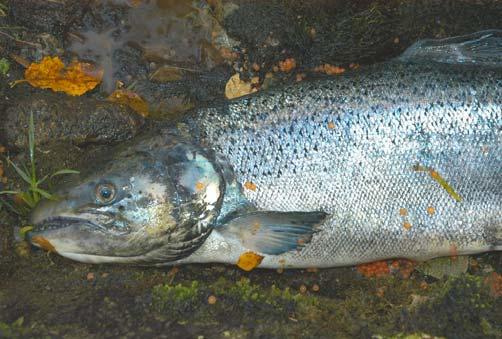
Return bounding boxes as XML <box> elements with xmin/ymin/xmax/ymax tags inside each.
<box><xmin>150</xmin><ymin>65</ymin><xmax>183</xmax><ymax>82</ymax></box>
<box><xmin>243</xmin><ymin>181</ymin><xmax>257</xmax><ymax>191</ymax></box>
<box><xmin>31</xmin><ymin>236</ymin><xmax>57</xmax><ymax>253</ymax></box>
<box><xmin>107</xmin><ymin>89</ymin><xmax>149</xmax><ymax>117</ymax></box>
<box><xmin>14</xmin><ymin>56</ymin><xmax>103</xmax><ymax>96</ymax></box>
<box><xmin>225</xmin><ymin>73</ymin><xmax>257</xmax><ymax>99</ymax></box>
<box><xmin>237</xmin><ymin>251</ymin><xmax>264</xmax><ymax>271</ymax></box>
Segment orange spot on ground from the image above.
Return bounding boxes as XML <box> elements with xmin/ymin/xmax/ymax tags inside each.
<box><xmin>390</xmin><ymin>259</ymin><xmax>416</xmax><ymax>279</ymax></box>
<box><xmin>236</xmin><ymin>251</ymin><xmax>264</xmax><ymax>271</ymax></box>
<box><xmin>403</xmin><ymin>221</ymin><xmax>412</xmax><ymax>230</ymax></box>
<box><xmin>207</xmin><ymin>295</ymin><xmax>217</xmax><ymax>304</ymax></box>
<box><xmin>357</xmin><ymin>260</ymin><xmax>390</xmax><ymax>278</ymax></box>
<box><xmin>427</xmin><ymin>206</ymin><xmax>436</xmax><ymax>216</ymax></box>
<box><xmin>358</xmin><ymin>259</ymin><xmax>416</xmax><ymax>279</ymax></box>
<box><xmin>327</xmin><ymin>121</ymin><xmax>335</xmax><ymax>129</ymax></box>
<box><xmin>278</xmin><ymin>58</ymin><xmax>296</xmax><ymax>72</ymax></box>
<box><xmin>399</xmin><ymin>208</ymin><xmax>408</xmax><ymax>216</ymax></box>
<box><xmin>243</xmin><ymin>181</ymin><xmax>257</xmax><ymax>191</ymax></box>
<box><xmin>314</xmin><ymin>64</ymin><xmax>345</xmax><ymax>75</ymax></box>
<box><xmin>31</xmin><ymin>236</ymin><xmax>57</xmax><ymax>253</ymax></box>
<box><xmin>484</xmin><ymin>272</ymin><xmax>502</xmax><ymax>298</ymax></box>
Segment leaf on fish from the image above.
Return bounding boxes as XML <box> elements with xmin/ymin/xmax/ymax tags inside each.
<box><xmin>107</xmin><ymin>89</ymin><xmax>149</xmax><ymax>117</ymax></box>
<box><xmin>12</xmin><ymin>56</ymin><xmax>103</xmax><ymax>96</ymax></box>
<box><xmin>413</xmin><ymin>165</ymin><xmax>462</xmax><ymax>202</ymax></box>
<box><xmin>225</xmin><ymin>73</ymin><xmax>258</xmax><ymax>99</ymax></box>
<box><xmin>236</xmin><ymin>251</ymin><xmax>264</xmax><ymax>271</ymax></box>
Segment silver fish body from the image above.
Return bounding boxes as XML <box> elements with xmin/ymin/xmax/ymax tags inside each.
<box><xmin>179</xmin><ymin>60</ymin><xmax>502</xmax><ymax>268</ymax></box>
<box><xmin>28</xmin><ymin>31</ymin><xmax>502</xmax><ymax>267</ymax></box>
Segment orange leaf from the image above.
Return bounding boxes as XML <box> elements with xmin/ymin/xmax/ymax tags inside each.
<box><xmin>243</xmin><ymin>181</ymin><xmax>257</xmax><ymax>191</ymax></box>
<box><xmin>31</xmin><ymin>236</ymin><xmax>57</xmax><ymax>253</ymax></box>
<box><xmin>237</xmin><ymin>251</ymin><xmax>264</xmax><ymax>271</ymax></box>
<box><xmin>17</xmin><ymin>56</ymin><xmax>102</xmax><ymax>96</ymax></box>
<box><xmin>107</xmin><ymin>89</ymin><xmax>149</xmax><ymax>117</ymax></box>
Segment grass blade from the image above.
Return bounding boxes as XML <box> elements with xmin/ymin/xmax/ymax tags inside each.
<box><xmin>31</xmin><ymin>187</ymin><xmax>57</xmax><ymax>200</ymax></box>
<box><xmin>0</xmin><ymin>190</ymin><xmax>20</xmax><ymax>195</ymax></box>
<box><xmin>50</xmin><ymin>169</ymin><xmax>79</xmax><ymax>178</ymax></box>
<box><xmin>7</xmin><ymin>158</ymin><xmax>32</xmax><ymax>185</ymax></box>
<box><xmin>36</xmin><ymin>174</ymin><xmax>49</xmax><ymax>186</ymax></box>
<box><xmin>28</xmin><ymin>112</ymin><xmax>37</xmax><ymax>184</ymax></box>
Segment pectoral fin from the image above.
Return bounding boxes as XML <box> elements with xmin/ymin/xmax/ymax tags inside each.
<box><xmin>219</xmin><ymin>211</ymin><xmax>327</xmax><ymax>255</ymax></box>
<box><xmin>399</xmin><ymin>30</ymin><xmax>502</xmax><ymax>67</ymax></box>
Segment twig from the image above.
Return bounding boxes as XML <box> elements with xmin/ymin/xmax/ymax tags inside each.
<box><xmin>0</xmin><ymin>30</ymin><xmax>40</xmax><ymax>48</ymax></box>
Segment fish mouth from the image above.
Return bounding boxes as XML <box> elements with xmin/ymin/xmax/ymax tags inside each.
<box><xmin>31</xmin><ymin>216</ymin><xmax>107</xmax><ymax>233</ymax></box>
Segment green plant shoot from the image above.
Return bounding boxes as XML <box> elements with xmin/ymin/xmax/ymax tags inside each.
<box><xmin>0</xmin><ymin>112</ymin><xmax>79</xmax><ymax>214</ymax></box>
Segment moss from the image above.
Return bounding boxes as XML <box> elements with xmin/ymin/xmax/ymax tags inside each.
<box><xmin>0</xmin><ymin>317</ymin><xmax>30</xmax><ymax>338</ymax></box>
<box><xmin>0</xmin><ymin>58</ymin><xmax>9</xmax><ymax>76</ymax></box>
<box><xmin>152</xmin><ymin>281</ymin><xmax>202</xmax><ymax>314</ymax></box>
<box><xmin>408</xmin><ymin>275</ymin><xmax>501</xmax><ymax>339</ymax></box>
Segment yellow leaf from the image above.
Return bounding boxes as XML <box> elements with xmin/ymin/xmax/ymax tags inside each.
<box><xmin>107</xmin><ymin>89</ymin><xmax>149</xmax><ymax>117</ymax></box>
<box><xmin>15</xmin><ymin>56</ymin><xmax>103</xmax><ymax>96</ymax></box>
<box><xmin>31</xmin><ymin>236</ymin><xmax>57</xmax><ymax>253</ymax></box>
<box><xmin>237</xmin><ymin>251</ymin><xmax>264</xmax><ymax>271</ymax></box>
<box><xmin>243</xmin><ymin>181</ymin><xmax>257</xmax><ymax>191</ymax></box>
<box><xmin>19</xmin><ymin>226</ymin><xmax>33</xmax><ymax>239</ymax></box>
<box><xmin>225</xmin><ymin>73</ymin><xmax>257</xmax><ymax>99</ymax></box>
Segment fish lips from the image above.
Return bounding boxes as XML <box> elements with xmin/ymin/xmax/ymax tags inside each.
<box><xmin>27</xmin><ymin>216</ymin><xmax>108</xmax><ymax>252</ymax></box>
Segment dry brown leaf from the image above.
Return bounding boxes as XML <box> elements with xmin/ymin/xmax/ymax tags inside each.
<box><xmin>237</xmin><ymin>251</ymin><xmax>264</xmax><ymax>271</ymax></box>
<box><xmin>150</xmin><ymin>65</ymin><xmax>183</xmax><ymax>82</ymax></box>
<box><xmin>14</xmin><ymin>56</ymin><xmax>103</xmax><ymax>96</ymax></box>
<box><xmin>225</xmin><ymin>73</ymin><xmax>257</xmax><ymax>99</ymax></box>
<box><xmin>107</xmin><ymin>89</ymin><xmax>149</xmax><ymax>117</ymax></box>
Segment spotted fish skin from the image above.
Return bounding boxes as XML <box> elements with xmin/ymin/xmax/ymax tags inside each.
<box><xmin>182</xmin><ymin>61</ymin><xmax>501</xmax><ymax>268</ymax></box>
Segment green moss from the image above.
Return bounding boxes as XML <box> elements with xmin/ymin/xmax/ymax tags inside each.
<box><xmin>152</xmin><ymin>281</ymin><xmax>201</xmax><ymax>314</ymax></box>
<box><xmin>0</xmin><ymin>317</ymin><xmax>29</xmax><ymax>338</ymax></box>
<box><xmin>409</xmin><ymin>275</ymin><xmax>500</xmax><ymax>338</ymax></box>
<box><xmin>0</xmin><ymin>58</ymin><xmax>9</xmax><ymax>76</ymax></box>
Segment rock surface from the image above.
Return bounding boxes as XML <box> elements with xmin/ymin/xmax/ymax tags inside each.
<box><xmin>0</xmin><ymin>92</ymin><xmax>144</xmax><ymax>150</ymax></box>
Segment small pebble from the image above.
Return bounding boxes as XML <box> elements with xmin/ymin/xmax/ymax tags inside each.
<box><xmin>311</xmin><ymin>284</ymin><xmax>320</xmax><ymax>292</ymax></box>
<box><xmin>86</xmin><ymin>272</ymin><xmax>95</xmax><ymax>281</ymax></box>
<box><xmin>207</xmin><ymin>295</ymin><xmax>217</xmax><ymax>304</ymax></box>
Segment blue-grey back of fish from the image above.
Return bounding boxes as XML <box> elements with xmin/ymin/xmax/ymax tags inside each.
<box><xmin>28</xmin><ymin>30</ymin><xmax>502</xmax><ymax>268</ymax></box>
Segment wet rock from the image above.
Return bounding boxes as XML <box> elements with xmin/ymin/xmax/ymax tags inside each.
<box><xmin>8</xmin><ymin>0</ymin><xmax>86</xmax><ymax>38</ymax></box>
<box><xmin>0</xmin><ymin>92</ymin><xmax>144</xmax><ymax>150</ymax></box>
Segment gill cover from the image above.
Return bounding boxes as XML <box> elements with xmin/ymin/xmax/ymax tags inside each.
<box><xmin>29</xmin><ymin>130</ymin><xmax>225</xmax><ymax>264</ymax></box>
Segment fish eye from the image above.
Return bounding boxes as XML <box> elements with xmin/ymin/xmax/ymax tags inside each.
<box><xmin>95</xmin><ymin>183</ymin><xmax>116</xmax><ymax>204</ymax></box>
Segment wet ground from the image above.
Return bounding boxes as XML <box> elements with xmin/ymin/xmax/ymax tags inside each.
<box><xmin>0</xmin><ymin>0</ymin><xmax>501</xmax><ymax>338</ymax></box>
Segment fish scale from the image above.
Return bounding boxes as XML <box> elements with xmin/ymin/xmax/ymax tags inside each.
<box><xmin>27</xmin><ymin>31</ymin><xmax>502</xmax><ymax>267</ymax></box>
<box><xmin>183</xmin><ymin>61</ymin><xmax>502</xmax><ymax>267</ymax></box>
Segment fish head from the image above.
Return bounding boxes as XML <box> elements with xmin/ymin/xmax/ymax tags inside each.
<box><xmin>28</xmin><ymin>133</ymin><xmax>224</xmax><ymax>264</ymax></box>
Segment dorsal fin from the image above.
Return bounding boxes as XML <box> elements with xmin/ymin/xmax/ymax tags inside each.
<box><xmin>398</xmin><ymin>30</ymin><xmax>502</xmax><ymax>67</ymax></box>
